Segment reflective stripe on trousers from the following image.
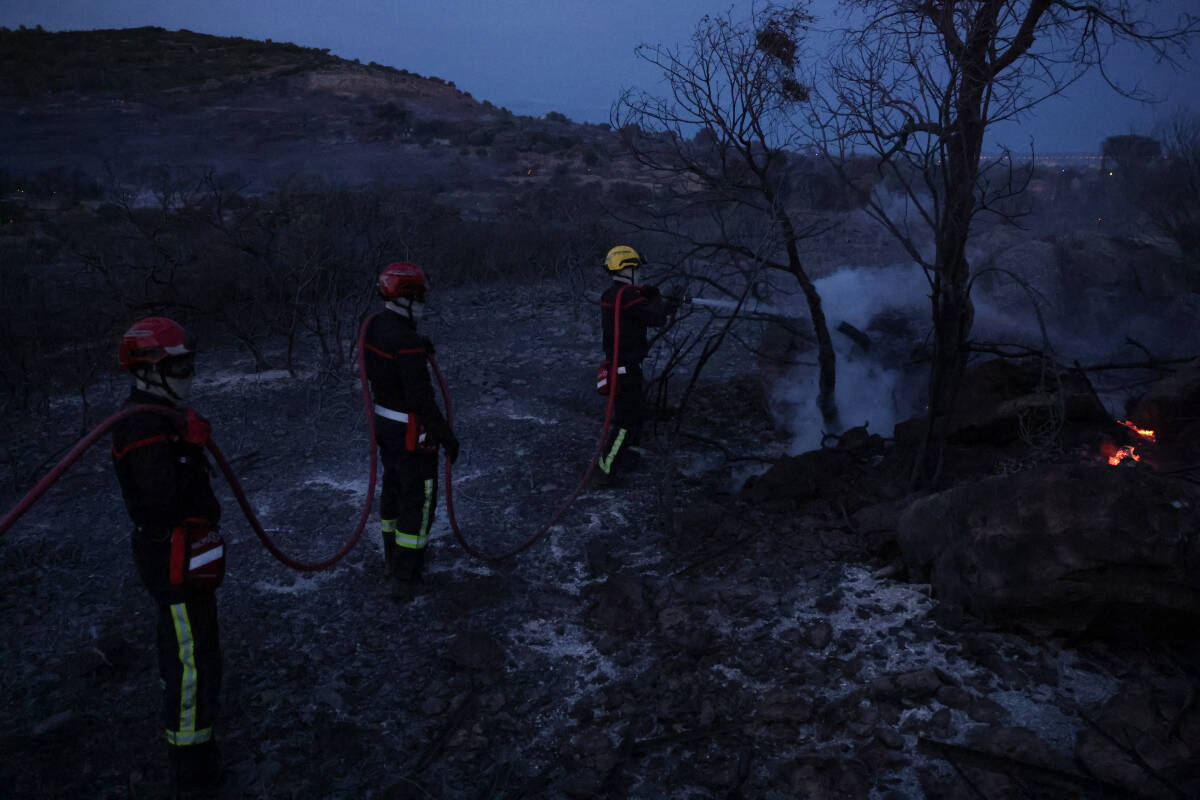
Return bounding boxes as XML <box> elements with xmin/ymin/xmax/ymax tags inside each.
<box><xmin>395</xmin><ymin>478</ymin><xmax>434</xmax><ymax>549</ymax></box>
<box><xmin>599</xmin><ymin>427</ymin><xmax>628</xmax><ymax>474</ymax></box>
<box><xmin>166</xmin><ymin>603</ymin><xmax>212</xmax><ymax>746</ymax></box>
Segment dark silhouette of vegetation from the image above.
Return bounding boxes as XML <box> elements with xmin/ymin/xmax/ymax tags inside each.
<box><xmin>1102</xmin><ymin>133</ymin><xmax>1162</xmax><ymax>173</ymax></box>
<box><xmin>0</xmin><ymin>26</ymin><xmax>337</xmax><ymax>96</ymax></box>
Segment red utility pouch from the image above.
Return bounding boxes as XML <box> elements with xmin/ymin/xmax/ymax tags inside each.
<box><xmin>168</xmin><ymin>517</ymin><xmax>225</xmax><ymax>589</ymax></box>
<box><xmin>596</xmin><ymin>361</ymin><xmax>626</xmax><ymax>396</ymax></box>
<box><xmin>404</xmin><ymin>414</ymin><xmax>439</xmax><ymax>455</ymax></box>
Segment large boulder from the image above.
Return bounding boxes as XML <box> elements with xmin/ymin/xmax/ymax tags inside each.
<box><xmin>895</xmin><ymin>462</ymin><xmax>1200</xmax><ymax>634</ymax></box>
<box><xmin>894</xmin><ymin>357</ymin><xmax>1111</xmax><ymax>447</ymax></box>
<box><xmin>1126</xmin><ymin>356</ymin><xmax>1200</xmax><ymax>444</ymax></box>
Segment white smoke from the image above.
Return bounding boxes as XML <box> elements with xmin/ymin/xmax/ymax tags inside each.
<box><xmin>771</xmin><ymin>263</ymin><xmax>930</xmax><ymax>454</ymax></box>
<box><xmin>770</xmin><ymin>246</ymin><xmax>1200</xmax><ymax>454</ymax></box>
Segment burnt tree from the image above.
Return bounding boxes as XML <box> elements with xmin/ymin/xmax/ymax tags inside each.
<box><xmin>823</xmin><ymin>0</ymin><xmax>1197</xmax><ymax>487</ymax></box>
<box><xmin>612</xmin><ymin>6</ymin><xmax>842</xmax><ymax>426</ymax></box>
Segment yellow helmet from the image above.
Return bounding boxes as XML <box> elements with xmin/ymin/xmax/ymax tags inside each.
<box><xmin>604</xmin><ymin>245</ymin><xmax>642</xmax><ymax>272</ymax></box>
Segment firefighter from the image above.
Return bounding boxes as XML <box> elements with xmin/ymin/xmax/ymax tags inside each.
<box><xmin>111</xmin><ymin>317</ymin><xmax>225</xmax><ymax>791</ymax></box>
<box><xmin>597</xmin><ymin>245</ymin><xmax>678</xmax><ymax>485</ymax></box>
<box><xmin>363</xmin><ymin>262</ymin><xmax>460</xmax><ymax>600</ymax></box>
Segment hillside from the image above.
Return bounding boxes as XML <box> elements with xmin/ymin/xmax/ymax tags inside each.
<box><xmin>0</xmin><ymin>26</ymin><xmax>620</xmax><ymax>188</ymax></box>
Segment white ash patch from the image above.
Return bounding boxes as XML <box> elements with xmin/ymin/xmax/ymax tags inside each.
<box><xmin>300</xmin><ymin>474</ymin><xmax>369</xmax><ymax>493</ymax></box>
<box><xmin>195</xmin><ymin>368</ymin><xmax>305</xmax><ymax>393</ymax></box>
<box><xmin>510</xmin><ymin>619</ymin><xmax>618</xmax><ymax>684</ymax></box>
<box><xmin>252</xmin><ymin>572</ymin><xmax>335</xmax><ymax>595</ymax></box>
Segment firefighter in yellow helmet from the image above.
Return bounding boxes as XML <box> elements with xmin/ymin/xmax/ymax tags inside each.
<box><xmin>596</xmin><ymin>245</ymin><xmax>678</xmax><ymax>485</ymax></box>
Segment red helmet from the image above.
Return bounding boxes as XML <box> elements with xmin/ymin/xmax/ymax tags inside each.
<box><xmin>118</xmin><ymin>317</ymin><xmax>197</xmax><ymax>370</ymax></box>
<box><xmin>377</xmin><ymin>261</ymin><xmax>428</xmax><ymax>300</ymax></box>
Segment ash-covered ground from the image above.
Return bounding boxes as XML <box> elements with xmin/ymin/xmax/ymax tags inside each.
<box><xmin>1</xmin><ymin>277</ymin><xmax>1191</xmax><ymax>799</ymax></box>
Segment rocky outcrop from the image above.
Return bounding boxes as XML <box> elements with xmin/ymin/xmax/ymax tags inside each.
<box><xmin>892</xmin><ymin>357</ymin><xmax>1112</xmax><ymax>447</ymax></box>
<box><xmin>1126</xmin><ymin>356</ymin><xmax>1200</xmax><ymax>444</ymax></box>
<box><xmin>896</xmin><ymin>463</ymin><xmax>1200</xmax><ymax>634</ymax></box>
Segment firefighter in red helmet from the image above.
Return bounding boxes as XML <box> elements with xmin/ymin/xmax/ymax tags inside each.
<box><xmin>597</xmin><ymin>246</ymin><xmax>677</xmax><ymax>485</ymax></box>
<box><xmin>110</xmin><ymin>317</ymin><xmax>225</xmax><ymax>791</ymax></box>
<box><xmin>364</xmin><ymin>262</ymin><xmax>460</xmax><ymax>600</ymax></box>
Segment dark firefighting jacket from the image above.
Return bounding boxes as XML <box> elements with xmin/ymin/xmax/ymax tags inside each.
<box><xmin>601</xmin><ymin>283</ymin><xmax>673</xmax><ymax>368</ymax></box>
<box><xmin>363</xmin><ymin>310</ymin><xmax>452</xmax><ymax>446</ymax></box>
<box><xmin>111</xmin><ymin>390</ymin><xmax>221</xmax><ymax>532</ymax></box>
<box><xmin>112</xmin><ymin>390</ymin><xmax>221</xmax><ymax>595</ymax></box>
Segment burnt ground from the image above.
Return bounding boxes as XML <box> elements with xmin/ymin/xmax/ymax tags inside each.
<box><xmin>2</xmin><ymin>277</ymin><xmax>1198</xmax><ymax>799</ymax></box>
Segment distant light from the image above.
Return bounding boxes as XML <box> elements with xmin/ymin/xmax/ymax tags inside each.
<box><xmin>1108</xmin><ymin>171</ymin><xmax>1114</xmax><ymax>176</ymax></box>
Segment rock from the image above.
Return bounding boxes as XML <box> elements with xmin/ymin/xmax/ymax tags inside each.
<box><xmin>758</xmin><ymin>688</ymin><xmax>814</xmax><ymax>724</ymax></box>
<box><xmin>444</xmin><ymin>630</ymin><xmax>505</xmax><ymax>673</ymax></box>
<box><xmin>806</xmin><ymin>620</ymin><xmax>834</xmax><ymax>650</ymax></box>
<box><xmin>741</xmin><ymin>448</ymin><xmax>860</xmax><ymax>507</ymax></box>
<box><xmin>1126</xmin><ymin>356</ymin><xmax>1200</xmax><ymax>444</ymax></box>
<box><xmin>935</xmin><ymin>685</ymin><xmax>971</xmax><ymax>709</ymax></box>
<box><xmin>894</xmin><ymin>669</ymin><xmax>943</xmax><ymax>699</ymax></box>
<box><xmin>584</xmin><ymin>538</ymin><xmax>622</xmax><ymax>578</ymax></box>
<box><xmin>964</xmin><ymin>725</ymin><xmax>1073</xmax><ymax>773</ymax></box>
<box><xmin>876</xmin><ymin>726</ymin><xmax>905</xmax><ymax>750</ymax></box>
<box><xmin>1075</xmin><ymin>679</ymin><xmax>1200</xmax><ymax>798</ymax></box>
<box><xmin>850</xmin><ymin>496</ymin><xmax>918</xmax><ymax>551</ymax></box>
<box><xmin>896</xmin><ymin>462</ymin><xmax>1200</xmax><ymax>635</ymax></box>
<box><xmin>419</xmin><ymin>696</ymin><xmax>449</xmax><ymax>716</ymax></box>
<box><xmin>674</xmin><ymin>499</ymin><xmax>729</xmax><ymax>540</ymax></box>
<box><xmin>966</xmin><ymin>695</ymin><xmax>1009</xmax><ymax>724</ymax></box>
<box><xmin>939</xmin><ymin>357</ymin><xmax>1111</xmax><ymax>445</ymax></box>
<box><xmin>584</xmin><ymin>573</ymin><xmax>651</xmax><ymax>634</ymax></box>
<box><xmin>783</xmin><ymin>756</ymin><xmax>872</xmax><ymax>800</ymax></box>
<box><xmin>31</xmin><ymin>709</ymin><xmax>76</xmax><ymax>739</ymax></box>
<box><xmin>815</xmin><ymin>589</ymin><xmax>844</xmax><ymax>614</ymax></box>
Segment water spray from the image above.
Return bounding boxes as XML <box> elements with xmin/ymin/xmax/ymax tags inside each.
<box><xmin>685</xmin><ymin>296</ymin><xmax>809</xmax><ymax>321</ymax></box>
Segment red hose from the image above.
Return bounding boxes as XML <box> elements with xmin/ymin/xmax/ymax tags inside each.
<box><xmin>1</xmin><ymin>320</ymin><xmax>380</xmax><ymax>574</ymax></box>
<box><xmin>4</xmin><ymin>291</ymin><xmax>630</xmax><ymax>569</ymax></box>
<box><xmin>430</xmin><ymin>285</ymin><xmax>630</xmax><ymax>562</ymax></box>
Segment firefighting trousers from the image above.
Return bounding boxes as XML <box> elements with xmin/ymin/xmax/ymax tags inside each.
<box><xmin>378</xmin><ymin>438</ymin><xmax>439</xmax><ymax>582</ymax></box>
<box><xmin>600</xmin><ymin>370</ymin><xmax>644</xmax><ymax>476</ymax></box>
<box><xmin>154</xmin><ymin>593</ymin><xmax>222</xmax><ymax>747</ymax></box>
<box><xmin>133</xmin><ymin>531</ymin><xmax>222</xmax><ymax>748</ymax></box>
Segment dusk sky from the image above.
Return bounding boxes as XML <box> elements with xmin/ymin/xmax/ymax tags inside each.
<box><xmin>1</xmin><ymin>0</ymin><xmax>1196</xmax><ymax>153</ymax></box>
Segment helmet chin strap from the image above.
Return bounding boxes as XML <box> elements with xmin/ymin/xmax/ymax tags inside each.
<box><xmin>612</xmin><ymin>268</ymin><xmax>637</xmax><ymax>285</ymax></box>
<box><xmin>385</xmin><ymin>298</ymin><xmax>424</xmax><ymax>322</ymax></box>
<box><xmin>134</xmin><ymin>366</ymin><xmax>186</xmax><ymax>402</ymax></box>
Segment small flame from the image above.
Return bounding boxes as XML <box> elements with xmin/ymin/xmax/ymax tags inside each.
<box><xmin>1100</xmin><ymin>440</ymin><xmax>1142</xmax><ymax>466</ymax></box>
<box><xmin>1116</xmin><ymin>420</ymin><xmax>1156</xmax><ymax>441</ymax></box>
<box><xmin>1106</xmin><ymin>445</ymin><xmax>1140</xmax><ymax>466</ymax></box>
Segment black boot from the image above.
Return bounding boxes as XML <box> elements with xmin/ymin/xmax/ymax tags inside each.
<box><xmin>169</xmin><ymin>740</ymin><xmax>223</xmax><ymax>793</ymax></box>
<box><xmin>388</xmin><ymin>548</ymin><xmax>427</xmax><ymax>602</ymax></box>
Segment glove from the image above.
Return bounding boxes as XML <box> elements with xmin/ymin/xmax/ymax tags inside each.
<box><xmin>421</xmin><ymin>336</ymin><xmax>436</xmax><ymax>357</ymax></box>
<box><xmin>442</xmin><ymin>431</ymin><xmax>461</xmax><ymax>465</ymax></box>
<box><xmin>182</xmin><ymin>408</ymin><xmax>212</xmax><ymax>446</ymax></box>
<box><xmin>641</xmin><ymin>284</ymin><xmax>661</xmax><ymax>301</ymax></box>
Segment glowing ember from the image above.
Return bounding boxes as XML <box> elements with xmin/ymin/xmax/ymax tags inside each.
<box><xmin>1099</xmin><ymin>440</ymin><xmax>1142</xmax><ymax>466</ymax></box>
<box><xmin>1107</xmin><ymin>445</ymin><xmax>1140</xmax><ymax>466</ymax></box>
<box><xmin>1116</xmin><ymin>420</ymin><xmax>1156</xmax><ymax>441</ymax></box>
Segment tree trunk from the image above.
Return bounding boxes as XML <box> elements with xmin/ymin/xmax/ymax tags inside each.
<box><xmin>912</xmin><ymin>41</ymin><xmax>989</xmax><ymax>487</ymax></box>
<box><xmin>800</xmin><ymin>276</ymin><xmax>840</xmax><ymax>426</ymax></box>
<box><xmin>777</xmin><ymin>206</ymin><xmax>839</xmax><ymax>428</ymax></box>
